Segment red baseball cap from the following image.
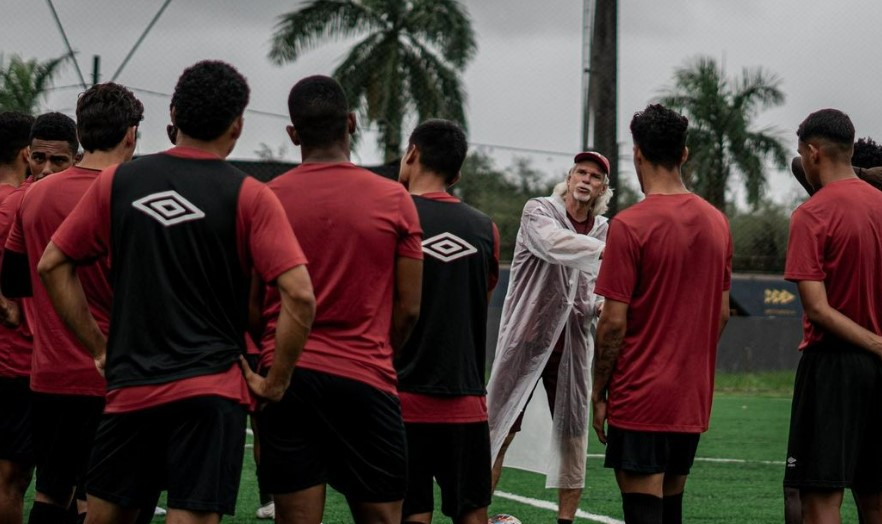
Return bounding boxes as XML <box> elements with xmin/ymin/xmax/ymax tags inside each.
<box><xmin>573</xmin><ymin>151</ymin><xmax>610</xmax><ymax>174</ymax></box>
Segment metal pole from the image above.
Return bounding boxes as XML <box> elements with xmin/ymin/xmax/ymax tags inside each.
<box><xmin>581</xmin><ymin>0</ymin><xmax>594</xmax><ymax>152</ymax></box>
<box><xmin>92</xmin><ymin>55</ymin><xmax>100</xmax><ymax>86</ymax></box>
<box><xmin>46</xmin><ymin>0</ymin><xmax>87</xmax><ymax>89</ymax></box>
<box><xmin>111</xmin><ymin>0</ymin><xmax>173</xmax><ymax>81</ymax></box>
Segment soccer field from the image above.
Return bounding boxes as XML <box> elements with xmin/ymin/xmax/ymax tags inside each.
<box><xmin>23</xmin><ymin>374</ymin><xmax>861</xmax><ymax>523</ymax></box>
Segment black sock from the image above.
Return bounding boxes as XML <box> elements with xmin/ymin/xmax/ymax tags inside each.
<box><xmin>558</xmin><ymin>519</ymin><xmax>574</xmax><ymax>524</ymax></box>
<box><xmin>662</xmin><ymin>492</ymin><xmax>683</xmax><ymax>524</ymax></box>
<box><xmin>259</xmin><ymin>490</ymin><xmax>273</xmax><ymax>506</ymax></box>
<box><xmin>622</xmin><ymin>492</ymin><xmax>663</xmax><ymax>524</ymax></box>
<box><xmin>28</xmin><ymin>501</ymin><xmax>74</xmax><ymax>524</ymax></box>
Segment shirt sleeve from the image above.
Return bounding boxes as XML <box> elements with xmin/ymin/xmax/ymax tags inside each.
<box><xmin>4</xmin><ymin>204</ymin><xmax>25</xmax><ymax>254</ymax></box>
<box><xmin>488</xmin><ymin>221</ymin><xmax>501</xmax><ymax>291</ymax></box>
<box><xmin>237</xmin><ymin>178</ymin><xmax>307</xmax><ymax>283</ymax></box>
<box><xmin>520</xmin><ymin>199</ymin><xmax>604</xmax><ymax>272</ymax></box>
<box><xmin>594</xmin><ymin>217</ymin><xmax>640</xmax><ymax>304</ymax></box>
<box><xmin>396</xmin><ymin>188</ymin><xmax>423</xmax><ymax>260</ymax></box>
<box><xmin>52</xmin><ymin>167</ymin><xmax>114</xmax><ymax>262</ymax></box>
<box><xmin>784</xmin><ymin>206</ymin><xmax>826</xmax><ymax>282</ymax></box>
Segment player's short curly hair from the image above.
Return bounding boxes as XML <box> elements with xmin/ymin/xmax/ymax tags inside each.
<box><xmin>407</xmin><ymin>119</ymin><xmax>467</xmax><ymax>184</ymax></box>
<box><xmin>797</xmin><ymin>109</ymin><xmax>854</xmax><ymax>150</ymax></box>
<box><xmin>76</xmin><ymin>82</ymin><xmax>144</xmax><ymax>152</ymax></box>
<box><xmin>171</xmin><ymin>60</ymin><xmax>249</xmax><ymax>141</ymax></box>
<box><xmin>852</xmin><ymin>137</ymin><xmax>882</xmax><ymax>169</ymax></box>
<box><xmin>287</xmin><ymin>75</ymin><xmax>349</xmax><ymax>149</ymax></box>
<box><xmin>30</xmin><ymin>112</ymin><xmax>78</xmax><ymax>155</ymax></box>
<box><xmin>630</xmin><ymin>104</ymin><xmax>688</xmax><ymax>169</ymax></box>
<box><xmin>0</xmin><ymin>111</ymin><xmax>35</xmax><ymax>164</ymax></box>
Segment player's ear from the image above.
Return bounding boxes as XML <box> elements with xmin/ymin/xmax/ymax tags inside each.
<box><xmin>347</xmin><ymin>112</ymin><xmax>356</xmax><ymax>135</ymax></box>
<box><xmin>229</xmin><ymin>116</ymin><xmax>244</xmax><ymax>140</ymax></box>
<box><xmin>681</xmin><ymin>146</ymin><xmax>689</xmax><ymax>165</ymax></box>
<box><xmin>286</xmin><ymin>124</ymin><xmax>300</xmax><ymax>146</ymax></box>
<box><xmin>448</xmin><ymin>172</ymin><xmax>461</xmax><ymax>188</ymax></box>
<box><xmin>403</xmin><ymin>144</ymin><xmax>417</xmax><ymax>165</ymax></box>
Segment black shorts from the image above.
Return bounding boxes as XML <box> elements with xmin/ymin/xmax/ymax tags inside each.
<box><xmin>0</xmin><ymin>376</ymin><xmax>34</xmax><ymax>464</ymax></box>
<box><xmin>511</xmin><ymin>349</ymin><xmax>562</xmax><ymax>433</ymax></box>
<box><xmin>87</xmin><ymin>396</ymin><xmax>246</xmax><ymax>515</ymax></box>
<box><xmin>403</xmin><ymin>421</ymin><xmax>491</xmax><ymax>518</ymax></box>
<box><xmin>784</xmin><ymin>345</ymin><xmax>882</xmax><ymax>491</ymax></box>
<box><xmin>257</xmin><ymin>368</ymin><xmax>407</xmax><ymax>502</ymax></box>
<box><xmin>31</xmin><ymin>392</ymin><xmax>104</xmax><ymax>501</ymax></box>
<box><xmin>604</xmin><ymin>426</ymin><xmax>700</xmax><ymax>475</ymax></box>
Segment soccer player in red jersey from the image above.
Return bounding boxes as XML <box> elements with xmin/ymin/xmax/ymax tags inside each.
<box><xmin>37</xmin><ymin>61</ymin><xmax>315</xmax><ymax>524</ymax></box>
<box><xmin>253</xmin><ymin>75</ymin><xmax>422</xmax><ymax>524</ymax></box>
<box><xmin>0</xmin><ymin>110</ymin><xmax>35</xmax><ymax>524</ymax></box>
<box><xmin>592</xmin><ymin>104</ymin><xmax>732</xmax><ymax>524</ymax></box>
<box><xmin>783</xmin><ymin>109</ymin><xmax>882</xmax><ymax>523</ymax></box>
<box><xmin>2</xmin><ymin>83</ymin><xmax>143</xmax><ymax>524</ymax></box>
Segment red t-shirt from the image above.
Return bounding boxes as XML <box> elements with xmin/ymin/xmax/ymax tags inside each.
<box><xmin>785</xmin><ymin>178</ymin><xmax>882</xmax><ymax>350</ymax></box>
<box><xmin>6</xmin><ymin>167</ymin><xmax>110</xmax><ymax>395</ymax></box>
<box><xmin>399</xmin><ymin>191</ymin><xmax>500</xmax><ymax>423</ymax></box>
<box><xmin>261</xmin><ymin>162</ymin><xmax>423</xmax><ymax>395</ymax></box>
<box><xmin>0</xmin><ymin>182</ymin><xmax>33</xmax><ymax>378</ymax></box>
<box><xmin>595</xmin><ymin>193</ymin><xmax>732</xmax><ymax>433</ymax></box>
<box><xmin>51</xmin><ymin>147</ymin><xmax>307</xmax><ymax>412</ymax></box>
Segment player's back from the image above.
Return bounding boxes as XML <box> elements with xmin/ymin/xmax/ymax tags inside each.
<box><xmin>788</xmin><ymin>178</ymin><xmax>882</xmax><ymax>345</ymax></box>
<box><xmin>264</xmin><ymin>162</ymin><xmax>422</xmax><ymax>392</ymax></box>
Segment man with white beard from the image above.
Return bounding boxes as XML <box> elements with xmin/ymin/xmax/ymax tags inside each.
<box><xmin>487</xmin><ymin>151</ymin><xmax>612</xmax><ymax>524</ymax></box>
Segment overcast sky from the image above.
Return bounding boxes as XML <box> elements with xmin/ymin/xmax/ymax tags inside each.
<box><xmin>2</xmin><ymin>0</ymin><xmax>880</xmax><ymax>206</ymax></box>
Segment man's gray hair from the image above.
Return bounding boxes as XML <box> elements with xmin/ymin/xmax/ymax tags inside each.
<box><xmin>554</xmin><ymin>167</ymin><xmax>614</xmax><ymax>216</ymax></box>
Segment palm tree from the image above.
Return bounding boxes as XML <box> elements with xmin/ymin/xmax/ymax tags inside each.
<box><xmin>269</xmin><ymin>0</ymin><xmax>476</xmax><ymax>162</ymax></box>
<box><xmin>658</xmin><ymin>56</ymin><xmax>788</xmax><ymax>210</ymax></box>
<box><xmin>0</xmin><ymin>53</ymin><xmax>70</xmax><ymax>115</ymax></box>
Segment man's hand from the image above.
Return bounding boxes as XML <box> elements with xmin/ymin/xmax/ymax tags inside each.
<box><xmin>0</xmin><ymin>298</ymin><xmax>21</xmax><ymax>328</ymax></box>
<box><xmin>592</xmin><ymin>396</ymin><xmax>608</xmax><ymax>444</ymax></box>
<box><xmin>239</xmin><ymin>356</ymin><xmax>288</xmax><ymax>402</ymax></box>
<box><xmin>94</xmin><ymin>353</ymin><xmax>106</xmax><ymax>377</ymax></box>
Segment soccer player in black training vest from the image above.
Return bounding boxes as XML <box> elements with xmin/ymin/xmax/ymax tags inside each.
<box><xmin>395</xmin><ymin>119</ymin><xmax>500</xmax><ymax>524</ymax></box>
<box><xmin>37</xmin><ymin>60</ymin><xmax>316</xmax><ymax>524</ymax></box>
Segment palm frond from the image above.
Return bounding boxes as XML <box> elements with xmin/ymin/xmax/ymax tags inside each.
<box><xmin>404</xmin><ymin>0</ymin><xmax>476</xmax><ymax>69</ymax></box>
<box><xmin>732</xmin><ymin>67</ymin><xmax>785</xmax><ymax>118</ymax></box>
<box><xmin>269</xmin><ymin>0</ymin><xmax>385</xmax><ymax>64</ymax></box>
<box><xmin>404</xmin><ymin>38</ymin><xmax>467</xmax><ymax>127</ymax></box>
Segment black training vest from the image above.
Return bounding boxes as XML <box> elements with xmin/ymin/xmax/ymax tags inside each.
<box><xmin>106</xmin><ymin>153</ymin><xmax>248</xmax><ymax>389</ymax></box>
<box><xmin>395</xmin><ymin>196</ymin><xmax>495</xmax><ymax>396</ymax></box>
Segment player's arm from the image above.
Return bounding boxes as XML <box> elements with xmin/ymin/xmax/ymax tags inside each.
<box><xmin>719</xmin><ymin>290</ymin><xmax>731</xmax><ymax>339</ymax></box>
<box><xmin>390</xmin><ymin>255</ymin><xmax>422</xmax><ymax>355</ymax></box>
<box><xmin>247</xmin><ymin>270</ymin><xmax>265</xmax><ymax>345</ymax></box>
<box><xmin>246</xmin><ymin>265</ymin><xmax>315</xmax><ymax>401</ymax></box>
<box><xmin>37</xmin><ymin>242</ymin><xmax>107</xmax><ymax>373</ymax></box>
<box><xmin>797</xmin><ymin>280</ymin><xmax>882</xmax><ymax>356</ymax></box>
<box><xmin>0</xmin><ymin>251</ymin><xmax>30</xmax><ymax>327</ymax></box>
<box><xmin>592</xmin><ymin>298</ymin><xmax>628</xmax><ymax>444</ymax></box>
<box><xmin>790</xmin><ymin>157</ymin><xmax>816</xmax><ymax>197</ymax></box>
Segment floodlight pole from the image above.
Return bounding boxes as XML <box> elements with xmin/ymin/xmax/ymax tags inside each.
<box><xmin>46</xmin><ymin>0</ymin><xmax>88</xmax><ymax>89</ymax></box>
<box><xmin>92</xmin><ymin>55</ymin><xmax>100</xmax><ymax>86</ymax></box>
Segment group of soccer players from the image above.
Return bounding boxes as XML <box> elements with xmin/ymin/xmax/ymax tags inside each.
<box><xmin>0</xmin><ymin>56</ymin><xmax>881</xmax><ymax>524</ymax></box>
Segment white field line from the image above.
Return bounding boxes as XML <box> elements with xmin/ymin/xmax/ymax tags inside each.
<box><xmin>586</xmin><ymin>453</ymin><xmax>784</xmax><ymax>466</ymax></box>
<box><xmin>495</xmin><ymin>491</ymin><xmax>624</xmax><ymax>524</ymax></box>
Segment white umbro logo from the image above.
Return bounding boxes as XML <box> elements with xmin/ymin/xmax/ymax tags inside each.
<box><xmin>787</xmin><ymin>457</ymin><xmax>797</xmax><ymax>468</ymax></box>
<box><xmin>132</xmin><ymin>190</ymin><xmax>206</xmax><ymax>227</ymax></box>
<box><xmin>422</xmin><ymin>232</ymin><xmax>477</xmax><ymax>263</ymax></box>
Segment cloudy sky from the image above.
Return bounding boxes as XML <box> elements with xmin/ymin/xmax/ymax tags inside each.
<box><xmin>3</xmin><ymin>0</ymin><xmax>880</xmax><ymax>205</ymax></box>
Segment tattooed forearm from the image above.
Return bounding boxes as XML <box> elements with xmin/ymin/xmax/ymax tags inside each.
<box><xmin>592</xmin><ymin>320</ymin><xmax>625</xmax><ymax>401</ymax></box>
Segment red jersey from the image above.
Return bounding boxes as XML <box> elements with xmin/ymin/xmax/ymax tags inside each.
<box><xmin>0</xmin><ymin>182</ymin><xmax>33</xmax><ymax>377</ymax></box>
<box><xmin>261</xmin><ymin>162</ymin><xmax>423</xmax><ymax>395</ymax></box>
<box><xmin>6</xmin><ymin>167</ymin><xmax>110</xmax><ymax>395</ymax></box>
<box><xmin>785</xmin><ymin>178</ymin><xmax>882</xmax><ymax>349</ymax></box>
<box><xmin>595</xmin><ymin>193</ymin><xmax>732</xmax><ymax>433</ymax></box>
<box><xmin>51</xmin><ymin>147</ymin><xmax>307</xmax><ymax>412</ymax></box>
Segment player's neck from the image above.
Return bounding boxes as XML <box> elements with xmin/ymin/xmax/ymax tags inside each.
<box><xmin>641</xmin><ymin>166</ymin><xmax>689</xmax><ymax>196</ymax></box>
<box><xmin>175</xmin><ymin>135</ymin><xmax>235</xmax><ymax>159</ymax></box>
<box><xmin>819</xmin><ymin>164</ymin><xmax>859</xmax><ymax>187</ymax></box>
<box><xmin>0</xmin><ymin>165</ymin><xmax>25</xmax><ymax>187</ymax></box>
<box><xmin>299</xmin><ymin>143</ymin><xmax>350</xmax><ymax>164</ymax></box>
<box><xmin>407</xmin><ymin>171</ymin><xmax>447</xmax><ymax>196</ymax></box>
<box><xmin>77</xmin><ymin>147</ymin><xmax>131</xmax><ymax>172</ymax></box>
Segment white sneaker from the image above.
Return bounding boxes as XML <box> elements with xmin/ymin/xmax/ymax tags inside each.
<box><xmin>256</xmin><ymin>501</ymin><xmax>275</xmax><ymax>519</ymax></box>
<box><xmin>153</xmin><ymin>506</ymin><xmax>167</xmax><ymax>516</ymax></box>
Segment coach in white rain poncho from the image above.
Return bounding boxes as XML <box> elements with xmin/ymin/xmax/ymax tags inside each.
<box><xmin>488</xmin><ymin>151</ymin><xmax>611</xmax><ymax>524</ymax></box>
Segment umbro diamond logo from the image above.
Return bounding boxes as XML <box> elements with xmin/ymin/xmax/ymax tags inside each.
<box><xmin>132</xmin><ymin>190</ymin><xmax>206</xmax><ymax>227</ymax></box>
<box><xmin>422</xmin><ymin>232</ymin><xmax>477</xmax><ymax>263</ymax></box>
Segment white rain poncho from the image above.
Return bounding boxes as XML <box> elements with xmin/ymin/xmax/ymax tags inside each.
<box><xmin>486</xmin><ymin>191</ymin><xmax>607</xmax><ymax>489</ymax></box>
